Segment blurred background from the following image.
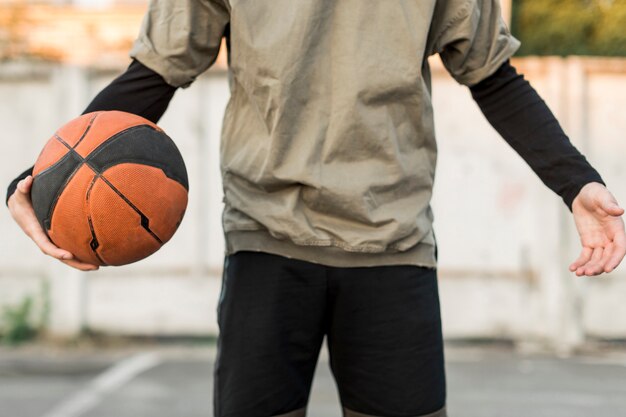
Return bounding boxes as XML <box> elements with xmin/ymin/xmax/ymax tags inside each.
<box><xmin>1</xmin><ymin>1</ymin><xmax>626</xmax><ymax>416</ymax></box>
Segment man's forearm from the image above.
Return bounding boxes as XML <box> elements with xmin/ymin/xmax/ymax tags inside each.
<box><xmin>6</xmin><ymin>59</ymin><xmax>177</xmax><ymax>205</ymax></box>
<box><xmin>469</xmin><ymin>59</ymin><xmax>605</xmax><ymax>212</ymax></box>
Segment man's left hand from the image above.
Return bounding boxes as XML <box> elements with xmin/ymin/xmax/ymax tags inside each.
<box><xmin>569</xmin><ymin>182</ymin><xmax>626</xmax><ymax>276</ymax></box>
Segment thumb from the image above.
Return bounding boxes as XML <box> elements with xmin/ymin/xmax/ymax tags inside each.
<box><xmin>603</xmin><ymin>199</ymin><xmax>624</xmax><ymax>216</ymax></box>
<box><xmin>17</xmin><ymin>175</ymin><xmax>33</xmax><ymax>194</ymax></box>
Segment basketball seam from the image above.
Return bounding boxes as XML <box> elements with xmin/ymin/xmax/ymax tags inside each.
<box><xmin>73</xmin><ymin>112</ymin><xmax>100</xmax><ymax>149</ymax></box>
<box><xmin>87</xmin><ymin>215</ymin><xmax>107</xmax><ymax>266</ymax></box>
<box><xmin>54</xmin><ymin>132</ymin><xmax>73</xmax><ymax>150</ymax></box>
<box><xmin>52</xmin><ymin>125</ymin><xmax>187</xmax><ymax>192</ymax></box>
<box><xmin>34</xmin><ymin>133</ymin><xmax>83</xmax><ymax>233</ymax></box>
<box><xmin>36</xmin><ymin>152</ymin><xmax>83</xmax><ymax>236</ymax></box>
<box><xmin>97</xmin><ymin>159</ymin><xmax>188</xmax><ymax>189</ymax></box>
<box><xmin>54</xmin><ymin>132</ymin><xmax>165</xmax><ymax>246</ymax></box>
<box><xmin>93</xmin><ymin>172</ymin><xmax>164</xmax><ymax>245</ymax></box>
<box><xmin>85</xmin><ymin>173</ymin><xmax>107</xmax><ymax>266</ymax></box>
<box><xmin>84</xmin><ymin>166</ymin><xmax>164</xmax><ymax>264</ymax></box>
<box><xmin>39</xmin><ymin>134</ymin><xmax>82</xmax><ymax>232</ymax></box>
<box><xmin>85</xmin><ymin>124</ymin><xmax>188</xmax><ymax>190</ymax></box>
<box><xmin>87</xmin><ymin>123</ymin><xmax>159</xmax><ymax>156</ymax></box>
<box><xmin>33</xmin><ymin>138</ymin><xmax>73</xmax><ymax>178</ymax></box>
<box><xmin>33</xmin><ymin>112</ymin><xmax>97</xmax><ymax>178</ymax></box>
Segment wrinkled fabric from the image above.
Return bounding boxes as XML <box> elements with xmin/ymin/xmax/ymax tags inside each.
<box><xmin>130</xmin><ymin>0</ymin><xmax>520</xmax><ymax>268</ymax></box>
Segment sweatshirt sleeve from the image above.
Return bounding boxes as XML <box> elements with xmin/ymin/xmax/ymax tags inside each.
<box><xmin>431</xmin><ymin>0</ymin><xmax>521</xmax><ymax>87</ymax></box>
<box><xmin>6</xmin><ymin>59</ymin><xmax>177</xmax><ymax>205</ymax></box>
<box><xmin>469</xmin><ymin>59</ymin><xmax>605</xmax><ymax>211</ymax></box>
<box><xmin>129</xmin><ymin>0</ymin><xmax>230</xmax><ymax>88</ymax></box>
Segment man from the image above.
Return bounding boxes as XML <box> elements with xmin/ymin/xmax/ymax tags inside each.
<box><xmin>7</xmin><ymin>0</ymin><xmax>626</xmax><ymax>416</ymax></box>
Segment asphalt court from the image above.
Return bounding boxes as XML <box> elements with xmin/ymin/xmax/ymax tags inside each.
<box><xmin>2</xmin><ymin>342</ymin><xmax>626</xmax><ymax>417</ymax></box>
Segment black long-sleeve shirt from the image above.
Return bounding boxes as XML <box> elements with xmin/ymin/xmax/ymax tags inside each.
<box><xmin>6</xmin><ymin>58</ymin><xmax>604</xmax><ymax>212</ymax></box>
<box><xmin>469</xmin><ymin>60</ymin><xmax>604</xmax><ymax>211</ymax></box>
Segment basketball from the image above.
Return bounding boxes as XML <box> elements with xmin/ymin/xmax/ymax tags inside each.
<box><xmin>30</xmin><ymin>111</ymin><xmax>189</xmax><ymax>267</ymax></box>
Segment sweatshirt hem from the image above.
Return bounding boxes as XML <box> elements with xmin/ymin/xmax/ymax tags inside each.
<box><xmin>224</xmin><ymin>229</ymin><xmax>438</xmax><ymax>269</ymax></box>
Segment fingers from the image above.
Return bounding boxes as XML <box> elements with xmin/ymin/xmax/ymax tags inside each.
<box><xmin>61</xmin><ymin>258</ymin><xmax>100</xmax><ymax>272</ymax></box>
<box><xmin>32</xmin><ymin>227</ymin><xmax>98</xmax><ymax>270</ymax></box>
<box><xmin>31</xmin><ymin>229</ymin><xmax>99</xmax><ymax>271</ymax></box>
<box><xmin>30</xmin><ymin>228</ymin><xmax>74</xmax><ymax>261</ymax></box>
<box><xmin>570</xmin><ymin>246</ymin><xmax>592</xmax><ymax>272</ymax></box>
<box><xmin>576</xmin><ymin>246</ymin><xmax>604</xmax><ymax>276</ymax></box>
<box><xmin>20</xmin><ymin>209</ymin><xmax>74</xmax><ymax>261</ymax></box>
<box><xmin>8</xmin><ymin>177</ymin><xmax>32</xmax><ymax>210</ymax></box>
<box><xmin>10</xmin><ymin>175</ymin><xmax>99</xmax><ymax>272</ymax></box>
<box><xmin>16</xmin><ymin>175</ymin><xmax>33</xmax><ymax>195</ymax></box>
<box><xmin>9</xmin><ymin>175</ymin><xmax>75</xmax><ymax>261</ymax></box>
<box><xmin>573</xmin><ymin>233</ymin><xmax>626</xmax><ymax>276</ymax></box>
<box><xmin>33</xmin><ymin>229</ymin><xmax>98</xmax><ymax>271</ymax></box>
<box><xmin>604</xmin><ymin>231</ymin><xmax>626</xmax><ymax>273</ymax></box>
<box><xmin>599</xmin><ymin>243</ymin><xmax>614</xmax><ymax>273</ymax></box>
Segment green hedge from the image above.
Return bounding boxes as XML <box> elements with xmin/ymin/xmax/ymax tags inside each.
<box><xmin>511</xmin><ymin>0</ymin><xmax>626</xmax><ymax>56</ymax></box>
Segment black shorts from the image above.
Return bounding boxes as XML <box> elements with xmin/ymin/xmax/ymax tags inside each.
<box><xmin>213</xmin><ymin>251</ymin><xmax>447</xmax><ymax>417</ymax></box>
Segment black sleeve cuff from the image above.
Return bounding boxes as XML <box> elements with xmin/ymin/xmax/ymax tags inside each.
<box><xmin>561</xmin><ymin>175</ymin><xmax>606</xmax><ymax>213</ymax></box>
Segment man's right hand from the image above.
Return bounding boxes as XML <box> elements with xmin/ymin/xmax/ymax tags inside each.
<box><xmin>7</xmin><ymin>175</ymin><xmax>99</xmax><ymax>271</ymax></box>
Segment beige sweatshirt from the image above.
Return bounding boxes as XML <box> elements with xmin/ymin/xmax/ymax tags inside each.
<box><xmin>130</xmin><ymin>0</ymin><xmax>521</xmax><ymax>268</ymax></box>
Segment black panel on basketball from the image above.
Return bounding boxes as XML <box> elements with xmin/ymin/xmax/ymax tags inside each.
<box><xmin>86</xmin><ymin>125</ymin><xmax>189</xmax><ymax>190</ymax></box>
<box><xmin>31</xmin><ymin>151</ymin><xmax>82</xmax><ymax>231</ymax></box>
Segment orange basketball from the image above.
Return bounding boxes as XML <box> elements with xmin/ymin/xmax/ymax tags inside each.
<box><xmin>30</xmin><ymin>111</ymin><xmax>188</xmax><ymax>266</ymax></box>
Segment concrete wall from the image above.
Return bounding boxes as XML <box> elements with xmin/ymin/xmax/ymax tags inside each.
<box><xmin>1</xmin><ymin>56</ymin><xmax>625</xmax><ymax>350</ymax></box>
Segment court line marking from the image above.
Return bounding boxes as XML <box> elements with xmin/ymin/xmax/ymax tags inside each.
<box><xmin>40</xmin><ymin>352</ymin><xmax>161</xmax><ymax>417</ymax></box>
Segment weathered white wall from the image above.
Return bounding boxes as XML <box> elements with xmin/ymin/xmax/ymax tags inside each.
<box><xmin>431</xmin><ymin>57</ymin><xmax>626</xmax><ymax>350</ymax></box>
<box><xmin>1</xmin><ymin>56</ymin><xmax>625</xmax><ymax>350</ymax></box>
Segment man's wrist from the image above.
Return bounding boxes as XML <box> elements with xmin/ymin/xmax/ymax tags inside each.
<box><xmin>569</xmin><ymin>181</ymin><xmax>606</xmax><ymax>212</ymax></box>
